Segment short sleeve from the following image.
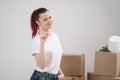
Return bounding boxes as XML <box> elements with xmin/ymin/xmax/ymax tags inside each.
<box><xmin>32</xmin><ymin>38</ymin><xmax>40</xmax><ymax>55</ymax></box>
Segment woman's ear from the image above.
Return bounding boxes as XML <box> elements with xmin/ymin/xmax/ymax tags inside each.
<box><xmin>36</xmin><ymin>20</ymin><xmax>40</xmax><ymax>26</ymax></box>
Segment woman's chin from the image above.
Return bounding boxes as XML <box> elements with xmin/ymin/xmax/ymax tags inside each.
<box><xmin>48</xmin><ymin>26</ymin><xmax>52</xmax><ymax>29</ymax></box>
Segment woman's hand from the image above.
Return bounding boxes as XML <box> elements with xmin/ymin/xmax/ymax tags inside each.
<box><xmin>58</xmin><ymin>68</ymin><xmax>64</xmax><ymax>80</ymax></box>
<box><xmin>39</xmin><ymin>28</ymin><xmax>49</xmax><ymax>45</ymax></box>
<box><xmin>58</xmin><ymin>73</ymin><xmax>64</xmax><ymax>80</ymax></box>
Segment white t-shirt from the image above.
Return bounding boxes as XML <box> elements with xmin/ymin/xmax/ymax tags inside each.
<box><xmin>32</xmin><ymin>32</ymin><xmax>63</xmax><ymax>74</ymax></box>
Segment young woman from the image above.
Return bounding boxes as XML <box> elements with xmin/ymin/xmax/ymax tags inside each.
<box><xmin>30</xmin><ymin>8</ymin><xmax>64</xmax><ymax>80</ymax></box>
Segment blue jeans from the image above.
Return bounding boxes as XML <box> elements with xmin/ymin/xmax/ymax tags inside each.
<box><xmin>30</xmin><ymin>70</ymin><xmax>58</xmax><ymax>80</ymax></box>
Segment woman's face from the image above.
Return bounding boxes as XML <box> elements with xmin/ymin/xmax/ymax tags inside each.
<box><xmin>36</xmin><ymin>11</ymin><xmax>53</xmax><ymax>31</ymax></box>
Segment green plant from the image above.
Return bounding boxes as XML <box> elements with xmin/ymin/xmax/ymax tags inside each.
<box><xmin>99</xmin><ymin>45</ymin><xmax>110</xmax><ymax>52</ymax></box>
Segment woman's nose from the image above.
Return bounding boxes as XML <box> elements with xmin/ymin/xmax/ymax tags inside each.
<box><xmin>48</xmin><ymin>19</ymin><xmax>52</xmax><ymax>24</ymax></box>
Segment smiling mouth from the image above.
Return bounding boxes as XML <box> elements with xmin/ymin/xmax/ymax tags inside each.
<box><xmin>48</xmin><ymin>24</ymin><xmax>52</xmax><ymax>26</ymax></box>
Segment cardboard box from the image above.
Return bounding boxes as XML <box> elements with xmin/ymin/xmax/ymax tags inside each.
<box><xmin>60</xmin><ymin>53</ymin><xmax>85</xmax><ymax>76</ymax></box>
<box><xmin>88</xmin><ymin>72</ymin><xmax>120</xmax><ymax>80</ymax></box>
<box><xmin>94</xmin><ymin>51</ymin><xmax>120</xmax><ymax>76</ymax></box>
<box><xmin>64</xmin><ymin>76</ymin><xmax>85</xmax><ymax>80</ymax></box>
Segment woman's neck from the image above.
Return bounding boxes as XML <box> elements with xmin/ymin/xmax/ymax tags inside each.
<box><xmin>38</xmin><ymin>28</ymin><xmax>51</xmax><ymax>34</ymax></box>
<box><xmin>42</xmin><ymin>29</ymin><xmax>49</xmax><ymax>32</ymax></box>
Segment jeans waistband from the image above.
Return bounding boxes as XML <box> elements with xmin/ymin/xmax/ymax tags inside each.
<box><xmin>34</xmin><ymin>70</ymin><xmax>57</xmax><ymax>78</ymax></box>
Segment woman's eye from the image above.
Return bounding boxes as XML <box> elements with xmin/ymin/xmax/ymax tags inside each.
<box><xmin>49</xmin><ymin>16</ymin><xmax>51</xmax><ymax>19</ymax></box>
<box><xmin>43</xmin><ymin>16</ymin><xmax>52</xmax><ymax>21</ymax></box>
<box><xmin>44</xmin><ymin>18</ymin><xmax>47</xmax><ymax>21</ymax></box>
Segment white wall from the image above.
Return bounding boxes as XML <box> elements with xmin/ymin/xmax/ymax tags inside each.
<box><xmin>0</xmin><ymin>0</ymin><xmax>120</xmax><ymax>80</ymax></box>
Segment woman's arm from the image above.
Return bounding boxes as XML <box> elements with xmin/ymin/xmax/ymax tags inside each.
<box><xmin>58</xmin><ymin>68</ymin><xmax>64</xmax><ymax>80</ymax></box>
<box><xmin>34</xmin><ymin>44</ymin><xmax>46</xmax><ymax>69</ymax></box>
<box><xmin>33</xmin><ymin>28</ymin><xmax>49</xmax><ymax>69</ymax></box>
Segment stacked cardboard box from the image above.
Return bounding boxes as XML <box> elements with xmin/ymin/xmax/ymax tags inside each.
<box><xmin>88</xmin><ymin>72</ymin><xmax>120</xmax><ymax>80</ymax></box>
<box><xmin>88</xmin><ymin>51</ymin><xmax>120</xmax><ymax>80</ymax></box>
<box><xmin>64</xmin><ymin>76</ymin><xmax>85</xmax><ymax>80</ymax></box>
<box><xmin>60</xmin><ymin>53</ymin><xmax>85</xmax><ymax>80</ymax></box>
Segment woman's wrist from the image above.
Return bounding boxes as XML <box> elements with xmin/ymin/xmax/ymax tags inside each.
<box><xmin>40</xmin><ymin>44</ymin><xmax>45</xmax><ymax>47</ymax></box>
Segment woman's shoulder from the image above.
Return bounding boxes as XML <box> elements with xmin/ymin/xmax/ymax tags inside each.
<box><xmin>51</xmin><ymin>31</ymin><xmax>58</xmax><ymax>36</ymax></box>
<box><xmin>51</xmin><ymin>32</ymin><xmax>60</xmax><ymax>40</ymax></box>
